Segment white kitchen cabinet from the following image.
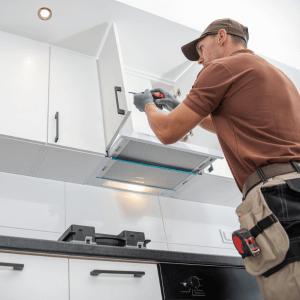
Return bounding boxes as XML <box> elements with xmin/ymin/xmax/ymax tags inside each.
<box><xmin>48</xmin><ymin>47</ymin><xmax>105</xmax><ymax>155</ymax></box>
<box><xmin>0</xmin><ymin>252</ymin><xmax>69</xmax><ymax>300</ymax></box>
<box><xmin>0</xmin><ymin>31</ymin><xmax>49</xmax><ymax>143</ymax></box>
<box><xmin>0</xmin><ymin>136</ymin><xmax>44</xmax><ymax>176</ymax></box>
<box><xmin>69</xmin><ymin>258</ymin><xmax>162</xmax><ymax>300</ymax></box>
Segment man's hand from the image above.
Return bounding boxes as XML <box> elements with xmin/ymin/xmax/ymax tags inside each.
<box><xmin>145</xmin><ymin>102</ymin><xmax>205</xmax><ymax>145</ymax></box>
<box><xmin>133</xmin><ymin>89</ymin><xmax>155</xmax><ymax>112</ymax></box>
<box><xmin>150</xmin><ymin>88</ymin><xmax>181</xmax><ymax>112</ymax></box>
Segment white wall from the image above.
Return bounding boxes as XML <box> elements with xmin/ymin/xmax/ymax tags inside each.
<box><xmin>0</xmin><ymin>171</ymin><xmax>239</xmax><ymax>257</ymax></box>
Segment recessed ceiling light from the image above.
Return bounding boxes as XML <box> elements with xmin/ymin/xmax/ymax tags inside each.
<box><xmin>38</xmin><ymin>8</ymin><xmax>52</xmax><ymax>20</ymax></box>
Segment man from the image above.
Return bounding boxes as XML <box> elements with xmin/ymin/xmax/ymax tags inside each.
<box><xmin>134</xmin><ymin>18</ymin><xmax>300</xmax><ymax>300</ymax></box>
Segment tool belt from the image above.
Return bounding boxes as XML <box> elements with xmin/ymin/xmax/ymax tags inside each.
<box><xmin>242</xmin><ymin>161</ymin><xmax>300</xmax><ymax>199</ymax></box>
<box><xmin>234</xmin><ymin>160</ymin><xmax>300</xmax><ymax>277</ymax></box>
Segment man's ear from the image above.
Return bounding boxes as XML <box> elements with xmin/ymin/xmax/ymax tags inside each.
<box><xmin>218</xmin><ymin>29</ymin><xmax>227</xmax><ymax>46</ymax></box>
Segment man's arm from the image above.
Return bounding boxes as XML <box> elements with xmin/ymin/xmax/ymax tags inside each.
<box><xmin>198</xmin><ymin>115</ymin><xmax>216</xmax><ymax>134</ymax></box>
<box><xmin>145</xmin><ymin>102</ymin><xmax>205</xmax><ymax>145</ymax></box>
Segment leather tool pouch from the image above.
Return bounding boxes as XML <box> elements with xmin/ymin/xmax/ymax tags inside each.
<box><xmin>236</xmin><ymin>183</ymin><xmax>290</xmax><ymax>276</ymax></box>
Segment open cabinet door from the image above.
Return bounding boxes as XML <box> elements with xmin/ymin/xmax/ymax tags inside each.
<box><xmin>97</xmin><ymin>23</ymin><xmax>132</xmax><ymax>152</ymax></box>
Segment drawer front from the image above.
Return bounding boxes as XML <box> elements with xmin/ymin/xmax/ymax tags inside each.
<box><xmin>69</xmin><ymin>258</ymin><xmax>162</xmax><ymax>300</ymax></box>
<box><xmin>0</xmin><ymin>253</ymin><xmax>68</xmax><ymax>300</ymax></box>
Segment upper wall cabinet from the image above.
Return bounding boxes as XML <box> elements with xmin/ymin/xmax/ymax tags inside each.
<box><xmin>0</xmin><ymin>32</ymin><xmax>49</xmax><ymax>143</ymax></box>
<box><xmin>48</xmin><ymin>47</ymin><xmax>106</xmax><ymax>155</ymax></box>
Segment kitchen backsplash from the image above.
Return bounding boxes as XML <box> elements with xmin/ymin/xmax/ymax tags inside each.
<box><xmin>0</xmin><ymin>170</ymin><xmax>239</xmax><ymax>256</ymax></box>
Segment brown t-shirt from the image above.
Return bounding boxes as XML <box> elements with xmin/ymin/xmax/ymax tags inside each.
<box><xmin>183</xmin><ymin>49</ymin><xmax>300</xmax><ymax>192</ymax></box>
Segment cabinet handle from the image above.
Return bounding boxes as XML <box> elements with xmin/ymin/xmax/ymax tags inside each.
<box><xmin>0</xmin><ymin>262</ymin><xmax>24</xmax><ymax>270</ymax></box>
<box><xmin>114</xmin><ymin>86</ymin><xmax>125</xmax><ymax>115</ymax></box>
<box><xmin>55</xmin><ymin>112</ymin><xmax>59</xmax><ymax>142</ymax></box>
<box><xmin>90</xmin><ymin>270</ymin><xmax>145</xmax><ymax>277</ymax></box>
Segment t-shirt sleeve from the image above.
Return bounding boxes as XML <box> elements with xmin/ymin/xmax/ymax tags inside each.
<box><xmin>183</xmin><ymin>62</ymin><xmax>234</xmax><ymax>117</ymax></box>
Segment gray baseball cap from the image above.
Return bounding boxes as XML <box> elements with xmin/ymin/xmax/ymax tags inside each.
<box><xmin>181</xmin><ymin>18</ymin><xmax>249</xmax><ymax>61</ymax></box>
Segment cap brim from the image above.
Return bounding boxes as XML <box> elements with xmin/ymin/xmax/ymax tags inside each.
<box><xmin>181</xmin><ymin>37</ymin><xmax>201</xmax><ymax>61</ymax></box>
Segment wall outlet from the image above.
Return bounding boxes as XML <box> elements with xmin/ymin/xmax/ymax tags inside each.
<box><xmin>220</xmin><ymin>229</ymin><xmax>233</xmax><ymax>244</ymax></box>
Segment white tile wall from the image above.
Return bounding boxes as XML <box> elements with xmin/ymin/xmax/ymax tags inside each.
<box><xmin>65</xmin><ymin>183</ymin><xmax>167</xmax><ymax>243</ymax></box>
<box><xmin>159</xmin><ymin>196</ymin><xmax>239</xmax><ymax>250</ymax></box>
<box><xmin>173</xmin><ymin>174</ymin><xmax>241</xmax><ymax>207</ymax></box>
<box><xmin>0</xmin><ymin>172</ymin><xmax>65</xmax><ymax>233</ymax></box>
<box><xmin>147</xmin><ymin>242</ymin><xmax>169</xmax><ymax>251</ymax></box>
<box><xmin>0</xmin><ymin>226</ymin><xmax>62</xmax><ymax>241</ymax></box>
<box><xmin>0</xmin><ymin>171</ymin><xmax>240</xmax><ymax>257</ymax></box>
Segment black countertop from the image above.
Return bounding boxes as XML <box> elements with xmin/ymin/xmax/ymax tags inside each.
<box><xmin>0</xmin><ymin>235</ymin><xmax>244</xmax><ymax>267</ymax></box>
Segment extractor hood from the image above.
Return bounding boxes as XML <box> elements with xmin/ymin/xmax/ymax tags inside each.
<box><xmin>85</xmin><ymin>129</ymin><xmax>223</xmax><ymax>196</ymax></box>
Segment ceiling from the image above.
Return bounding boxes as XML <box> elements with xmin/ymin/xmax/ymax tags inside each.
<box><xmin>117</xmin><ymin>0</ymin><xmax>300</xmax><ymax>71</ymax></box>
<box><xmin>0</xmin><ymin>0</ymin><xmax>298</xmax><ymax>83</ymax></box>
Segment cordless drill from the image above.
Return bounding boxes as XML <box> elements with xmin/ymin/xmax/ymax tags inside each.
<box><xmin>151</xmin><ymin>92</ymin><xmax>164</xmax><ymax>109</ymax></box>
<box><xmin>129</xmin><ymin>91</ymin><xmax>165</xmax><ymax>109</ymax></box>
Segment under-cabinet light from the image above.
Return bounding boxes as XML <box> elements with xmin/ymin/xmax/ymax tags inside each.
<box><xmin>38</xmin><ymin>8</ymin><xmax>52</xmax><ymax>20</ymax></box>
<box><xmin>102</xmin><ymin>180</ymin><xmax>163</xmax><ymax>195</ymax></box>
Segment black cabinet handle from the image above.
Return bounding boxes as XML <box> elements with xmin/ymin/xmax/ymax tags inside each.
<box><xmin>90</xmin><ymin>270</ymin><xmax>145</xmax><ymax>277</ymax></box>
<box><xmin>114</xmin><ymin>86</ymin><xmax>125</xmax><ymax>115</ymax></box>
<box><xmin>55</xmin><ymin>112</ymin><xmax>59</xmax><ymax>142</ymax></box>
<box><xmin>0</xmin><ymin>262</ymin><xmax>24</xmax><ymax>270</ymax></box>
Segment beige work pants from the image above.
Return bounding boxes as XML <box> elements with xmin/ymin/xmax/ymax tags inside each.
<box><xmin>238</xmin><ymin>171</ymin><xmax>300</xmax><ymax>300</ymax></box>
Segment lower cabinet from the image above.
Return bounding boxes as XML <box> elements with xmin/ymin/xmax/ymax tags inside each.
<box><xmin>0</xmin><ymin>253</ymin><xmax>69</xmax><ymax>300</ymax></box>
<box><xmin>0</xmin><ymin>252</ymin><xmax>163</xmax><ymax>300</ymax></box>
<box><xmin>69</xmin><ymin>258</ymin><xmax>162</xmax><ymax>300</ymax></box>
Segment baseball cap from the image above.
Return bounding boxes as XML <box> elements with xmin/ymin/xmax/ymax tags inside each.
<box><xmin>181</xmin><ymin>18</ymin><xmax>249</xmax><ymax>61</ymax></box>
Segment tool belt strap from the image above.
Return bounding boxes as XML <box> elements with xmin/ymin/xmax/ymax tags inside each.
<box><xmin>242</xmin><ymin>161</ymin><xmax>300</xmax><ymax>199</ymax></box>
<box><xmin>250</xmin><ymin>214</ymin><xmax>278</xmax><ymax>238</ymax></box>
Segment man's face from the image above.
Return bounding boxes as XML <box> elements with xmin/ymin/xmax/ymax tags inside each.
<box><xmin>196</xmin><ymin>35</ymin><xmax>221</xmax><ymax>67</ymax></box>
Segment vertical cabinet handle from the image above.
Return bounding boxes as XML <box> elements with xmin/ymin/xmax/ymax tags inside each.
<box><xmin>55</xmin><ymin>112</ymin><xmax>59</xmax><ymax>142</ymax></box>
<box><xmin>90</xmin><ymin>270</ymin><xmax>145</xmax><ymax>277</ymax></box>
<box><xmin>0</xmin><ymin>262</ymin><xmax>24</xmax><ymax>270</ymax></box>
<box><xmin>114</xmin><ymin>86</ymin><xmax>125</xmax><ymax>115</ymax></box>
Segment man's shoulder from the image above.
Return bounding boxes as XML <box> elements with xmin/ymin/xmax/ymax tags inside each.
<box><xmin>205</xmin><ymin>49</ymin><xmax>266</xmax><ymax>77</ymax></box>
<box><xmin>214</xmin><ymin>49</ymin><xmax>256</xmax><ymax>65</ymax></box>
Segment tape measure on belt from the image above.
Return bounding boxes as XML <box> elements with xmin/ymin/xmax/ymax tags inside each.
<box><xmin>232</xmin><ymin>213</ymin><xmax>278</xmax><ymax>258</ymax></box>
